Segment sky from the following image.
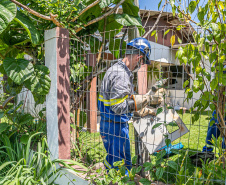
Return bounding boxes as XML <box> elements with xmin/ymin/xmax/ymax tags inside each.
<box><xmin>138</xmin><ymin>0</ymin><xmax>208</xmax><ymax>23</ymax></box>
<box><xmin>139</xmin><ymin>0</ymin><xmax>167</xmax><ymax>11</ymax></box>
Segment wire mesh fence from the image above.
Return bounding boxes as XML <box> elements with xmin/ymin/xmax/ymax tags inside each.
<box><xmin>69</xmin><ymin>25</ymin><xmax>225</xmax><ymax>184</ymax></box>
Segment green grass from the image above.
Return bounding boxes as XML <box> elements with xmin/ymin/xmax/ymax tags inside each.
<box><xmin>74</xmin><ymin>110</ymin><xmax>212</xmax><ymax>182</ymax></box>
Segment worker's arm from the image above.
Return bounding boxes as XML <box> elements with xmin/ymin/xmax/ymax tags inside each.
<box><xmin>109</xmin><ymin>75</ymin><xmax>134</xmax><ymax>115</ymax></box>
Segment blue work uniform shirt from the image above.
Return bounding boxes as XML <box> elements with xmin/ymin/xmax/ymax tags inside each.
<box><xmin>98</xmin><ymin>59</ymin><xmax>134</xmax><ymax>123</ymax></box>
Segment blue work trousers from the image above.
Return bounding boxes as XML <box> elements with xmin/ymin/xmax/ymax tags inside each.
<box><xmin>100</xmin><ymin>119</ymin><xmax>132</xmax><ymax>171</ymax></box>
<box><xmin>202</xmin><ymin>111</ymin><xmax>226</xmax><ymax>152</ymax></box>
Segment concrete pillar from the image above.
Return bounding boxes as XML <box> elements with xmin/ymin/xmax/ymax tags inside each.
<box><xmin>45</xmin><ymin>27</ymin><xmax>70</xmax><ymax>160</ymax></box>
<box><xmin>138</xmin><ymin>64</ymin><xmax>148</xmax><ymax>95</ymax></box>
<box><xmin>86</xmin><ymin>53</ymin><xmax>97</xmax><ymax>133</ymax></box>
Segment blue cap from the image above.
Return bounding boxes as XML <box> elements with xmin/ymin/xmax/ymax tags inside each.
<box><xmin>127</xmin><ymin>37</ymin><xmax>151</xmax><ymax>64</ymax></box>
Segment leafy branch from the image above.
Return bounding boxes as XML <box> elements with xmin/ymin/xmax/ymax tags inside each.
<box><xmin>142</xmin><ymin>0</ymin><xmax>168</xmax><ymax>38</ymax></box>
<box><xmin>9</xmin><ymin>0</ymin><xmax>63</xmax><ymax>27</ymax></box>
<box><xmin>75</xmin><ymin>0</ymin><xmax>126</xmax><ymax>33</ymax></box>
<box><xmin>71</xmin><ymin>0</ymin><xmax>101</xmax><ymax>22</ymax></box>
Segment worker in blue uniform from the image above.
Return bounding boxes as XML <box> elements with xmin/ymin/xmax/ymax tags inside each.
<box><xmin>202</xmin><ymin>66</ymin><xmax>226</xmax><ymax>152</ymax></box>
<box><xmin>202</xmin><ymin>110</ymin><xmax>226</xmax><ymax>152</ymax></box>
<box><xmin>98</xmin><ymin>38</ymin><xmax>155</xmax><ymax>174</ymax></box>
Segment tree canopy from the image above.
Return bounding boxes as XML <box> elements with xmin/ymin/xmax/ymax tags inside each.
<box><xmin>0</xmin><ymin>0</ymin><xmax>144</xmax><ymax>104</ymax></box>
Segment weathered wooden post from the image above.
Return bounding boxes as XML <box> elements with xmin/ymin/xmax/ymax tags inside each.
<box><xmin>86</xmin><ymin>52</ymin><xmax>97</xmax><ymax>133</ymax></box>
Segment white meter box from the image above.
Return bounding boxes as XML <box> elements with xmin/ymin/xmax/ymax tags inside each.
<box><xmin>133</xmin><ymin>109</ymin><xmax>189</xmax><ymax>154</ymax></box>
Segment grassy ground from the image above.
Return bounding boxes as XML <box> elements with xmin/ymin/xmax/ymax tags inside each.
<box><xmin>74</xmin><ymin>110</ymin><xmax>212</xmax><ymax>183</ymax></box>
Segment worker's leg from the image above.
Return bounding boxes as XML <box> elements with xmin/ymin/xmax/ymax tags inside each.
<box><xmin>202</xmin><ymin>118</ymin><xmax>220</xmax><ymax>152</ymax></box>
<box><xmin>121</xmin><ymin>123</ymin><xmax>132</xmax><ymax>170</ymax></box>
<box><xmin>100</xmin><ymin>120</ymin><xmax>132</xmax><ymax>172</ymax></box>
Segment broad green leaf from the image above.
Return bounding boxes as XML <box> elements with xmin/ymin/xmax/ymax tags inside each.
<box><xmin>132</xmin><ymin>155</ymin><xmax>137</xmax><ymax>165</ymax></box>
<box><xmin>17</xmin><ymin>113</ymin><xmax>34</xmax><ymax>125</ymax></box>
<box><xmin>167</xmin><ymin>106</ymin><xmax>173</xmax><ymax>109</ymax></box>
<box><xmin>156</xmin><ymin>107</ymin><xmax>163</xmax><ymax>115</ymax></box>
<box><xmin>113</xmin><ymin>160</ymin><xmax>124</xmax><ymax>167</ymax></box>
<box><xmin>170</xmin><ymin>35</ymin><xmax>175</xmax><ymax>46</ymax></box>
<box><xmin>155</xmin><ymin>32</ymin><xmax>158</xmax><ymax>42</ymax></box>
<box><xmin>14</xmin><ymin>11</ymin><xmax>40</xmax><ymax>45</ymax></box>
<box><xmin>121</xmin><ymin>176</ymin><xmax>130</xmax><ymax>183</ymax></box>
<box><xmin>152</xmin><ymin>123</ymin><xmax>162</xmax><ymax>130</ymax></box>
<box><xmin>168</xmin><ymin>121</ymin><xmax>178</xmax><ymax>127</ymax></box>
<box><xmin>207</xmin><ymin>34</ymin><xmax>213</xmax><ymax>42</ymax></box>
<box><xmin>156</xmin><ymin>167</ymin><xmax>164</xmax><ymax>180</ymax></box>
<box><xmin>177</xmin><ymin>37</ymin><xmax>182</xmax><ymax>44</ymax></box>
<box><xmin>187</xmin><ymin>91</ymin><xmax>193</xmax><ymax>99</ymax></box>
<box><xmin>98</xmin><ymin>14</ymin><xmax>123</xmax><ymax>39</ymax></box>
<box><xmin>197</xmin><ymin>7</ymin><xmax>205</xmax><ymax>24</ymax></box>
<box><xmin>158</xmin><ymin>0</ymin><xmax>162</xmax><ymax>10</ymax></box>
<box><xmin>136</xmin><ymin>166</ymin><xmax>142</xmax><ymax>173</ymax></box>
<box><xmin>165</xmin><ymin>138</ymin><xmax>171</xmax><ymax>147</ymax></box>
<box><xmin>115</xmin><ymin>14</ymin><xmax>142</xmax><ymax>27</ymax></box>
<box><xmin>210</xmin><ymin>23</ymin><xmax>218</xmax><ymax>32</ymax></box>
<box><xmin>183</xmin><ymin>80</ymin><xmax>189</xmax><ymax>88</ymax></box>
<box><xmin>99</xmin><ymin>0</ymin><xmax>114</xmax><ymax>8</ymax></box>
<box><xmin>25</xmin><ymin>65</ymin><xmax>51</xmax><ymax>95</ymax></box>
<box><xmin>151</xmin><ymin>30</ymin><xmax>156</xmax><ymax>36</ymax></box>
<box><xmin>138</xmin><ymin>26</ymin><xmax>145</xmax><ymax>36</ymax></box>
<box><xmin>175</xmin><ymin>47</ymin><xmax>183</xmax><ymax>59</ymax></box>
<box><xmin>3</xmin><ymin>57</ymin><xmax>34</xmax><ymax>85</ymax></box>
<box><xmin>193</xmin><ymin>80</ymin><xmax>199</xmax><ymax>92</ymax></box>
<box><xmin>122</xmin><ymin>0</ymin><xmax>139</xmax><ymax>17</ymax></box>
<box><xmin>80</xmin><ymin>2</ymin><xmax>102</xmax><ymax>22</ymax></box>
<box><xmin>1</xmin><ymin>28</ymin><xmax>29</xmax><ymax>46</ymax></box>
<box><xmin>5</xmin><ymin>77</ymin><xmax>23</xmax><ymax>95</ymax></box>
<box><xmin>168</xmin><ymin>160</ymin><xmax>178</xmax><ymax>170</ymax></box>
<box><xmin>143</xmin><ymin>162</ymin><xmax>152</xmax><ymax>171</ymax></box>
<box><xmin>35</xmin><ymin>65</ymin><xmax>50</xmax><ymax>75</ymax></box>
<box><xmin>139</xmin><ymin>178</ymin><xmax>151</xmax><ymax>185</ymax></box>
<box><xmin>189</xmin><ymin>1</ymin><xmax>197</xmax><ymax>14</ymax></box>
<box><xmin>170</xmin><ymin>0</ymin><xmax>176</xmax><ymax>16</ymax></box>
<box><xmin>164</xmin><ymin>29</ymin><xmax>170</xmax><ymax>37</ymax></box>
<box><xmin>0</xmin><ymin>0</ymin><xmax>17</xmax><ymax>34</ymax></box>
<box><xmin>120</xmin><ymin>165</ymin><xmax>126</xmax><ymax>176</ymax></box>
<box><xmin>210</xmin><ymin>79</ymin><xmax>218</xmax><ymax>90</ymax></box>
<box><xmin>0</xmin><ymin>123</ymin><xmax>8</xmax><ymax>133</ymax></box>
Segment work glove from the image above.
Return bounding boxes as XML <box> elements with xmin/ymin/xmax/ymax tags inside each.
<box><xmin>145</xmin><ymin>88</ymin><xmax>167</xmax><ymax>106</ymax></box>
<box><xmin>132</xmin><ymin>95</ymin><xmax>162</xmax><ymax>111</ymax></box>
<box><xmin>134</xmin><ymin>107</ymin><xmax>156</xmax><ymax>118</ymax></box>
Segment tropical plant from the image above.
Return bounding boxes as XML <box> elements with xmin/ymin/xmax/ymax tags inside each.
<box><xmin>165</xmin><ymin>0</ymin><xmax>226</xmax><ymax>146</ymax></box>
<box><xmin>0</xmin><ymin>98</ymin><xmax>47</xmax><ymax>142</ymax></box>
<box><xmin>91</xmin><ymin>157</ymin><xmax>142</xmax><ymax>185</ymax></box>
<box><xmin>200</xmin><ymin>135</ymin><xmax>226</xmax><ymax>184</ymax></box>
<box><xmin>0</xmin><ymin>133</ymin><xmax>88</xmax><ymax>184</ymax></box>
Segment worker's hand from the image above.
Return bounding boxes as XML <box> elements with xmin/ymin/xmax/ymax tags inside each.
<box><xmin>132</xmin><ymin>95</ymin><xmax>162</xmax><ymax>111</ymax></box>
<box><xmin>134</xmin><ymin>107</ymin><xmax>156</xmax><ymax>118</ymax></box>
